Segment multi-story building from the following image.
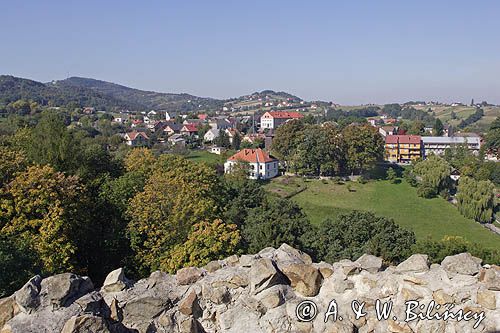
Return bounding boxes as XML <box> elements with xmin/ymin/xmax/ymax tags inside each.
<box><xmin>385</xmin><ymin>134</ymin><xmax>482</xmax><ymax>163</ymax></box>
<box><xmin>224</xmin><ymin>148</ymin><xmax>279</xmax><ymax>180</ymax></box>
<box><xmin>385</xmin><ymin>135</ymin><xmax>422</xmax><ymax>163</ymax></box>
<box><xmin>260</xmin><ymin>111</ymin><xmax>304</xmax><ymax>129</ymax></box>
<box><xmin>421</xmin><ymin>136</ymin><xmax>481</xmax><ymax>156</ymax></box>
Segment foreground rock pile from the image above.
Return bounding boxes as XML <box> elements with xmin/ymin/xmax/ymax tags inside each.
<box><xmin>1</xmin><ymin>244</ymin><xmax>499</xmax><ymax>332</ymax></box>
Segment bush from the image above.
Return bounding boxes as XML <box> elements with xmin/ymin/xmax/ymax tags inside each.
<box><xmin>417</xmin><ymin>184</ymin><xmax>436</xmax><ymax>198</ymax></box>
<box><xmin>412</xmin><ymin>236</ymin><xmax>500</xmax><ymax>265</ymax></box>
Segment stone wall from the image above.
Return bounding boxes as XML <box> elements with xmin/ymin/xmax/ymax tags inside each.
<box><xmin>1</xmin><ymin>244</ymin><xmax>499</xmax><ymax>332</ymax></box>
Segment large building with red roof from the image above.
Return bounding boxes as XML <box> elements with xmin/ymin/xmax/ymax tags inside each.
<box><xmin>385</xmin><ymin>135</ymin><xmax>422</xmax><ymax>163</ymax></box>
<box><xmin>260</xmin><ymin>111</ymin><xmax>304</xmax><ymax>129</ymax></box>
<box><xmin>224</xmin><ymin>148</ymin><xmax>279</xmax><ymax>180</ymax></box>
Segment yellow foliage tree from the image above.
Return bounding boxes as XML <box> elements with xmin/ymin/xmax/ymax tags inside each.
<box><xmin>124</xmin><ymin>147</ymin><xmax>156</xmax><ymax>175</ymax></box>
<box><xmin>127</xmin><ymin>154</ymin><xmax>223</xmax><ymax>273</ymax></box>
<box><xmin>0</xmin><ymin>165</ymin><xmax>85</xmax><ymax>273</ymax></box>
<box><xmin>162</xmin><ymin>219</ymin><xmax>241</xmax><ymax>273</ymax></box>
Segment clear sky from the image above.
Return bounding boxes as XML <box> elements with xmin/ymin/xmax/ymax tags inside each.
<box><xmin>1</xmin><ymin>1</ymin><xmax>499</xmax><ymax>104</ymax></box>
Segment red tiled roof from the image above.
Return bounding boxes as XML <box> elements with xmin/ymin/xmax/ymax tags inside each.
<box><xmin>266</xmin><ymin>111</ymin><xmax>304</xmax><ymax>119</ymax></box>
<box><xmin>385</xmin><ymin>135</ymin><xmax>421</xmax><ymax>144</ymax></box>
<box><xmin>197</xmin><ymin>113</ymin><xmax>208</xmax><ymax>120</ymax></box>
<box><xmin>385</xmin><ymin>135</ymin><xmax>399</xmax><ymax>144</ymax></box>
<box><xmin>228</xmin><ymin>148</ymin><xmax>276</xmax><ymax>163</ymax></box>
<box><xmin>126</xmin><ymin>131</ymin><xmax>149</xmax><ymax>140</ymax></box>
<box><xmin>181</xmin><ymin>124</ymin><xmax>198</xmax><ymax>132</ymax></box>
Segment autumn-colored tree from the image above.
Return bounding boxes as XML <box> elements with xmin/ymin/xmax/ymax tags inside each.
<box><xmin>127</xmin><ymin>155</ymin><xmax>223</xmax><ymax>273</ymax></box>
<box><xmin>0</xmin><ymin>146</ymin><xmax>27</xmax><ymax>184</ymax></box>
<box><xmin>124</xmin><ymin>147</ymin><xmax>157</xmax><ymax>176</ymax></box>
<box><xmin>0</xmin><ymin>165</ymin><xmax>85</xmax><ymax>274</ymax></box>
<box><xmin>162</xmin><ymin>219</ymin><xmax>240</xmax><ymax>273</ymax></box>
<box><xmin>342</xmin><ymin>125</ymin><xmax>384</xmax><ymax>174</ymax></box>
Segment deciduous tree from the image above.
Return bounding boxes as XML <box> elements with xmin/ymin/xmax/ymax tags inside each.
<box><xmin>162</xmin><ymin>219</ymin><xmax>241</xmax><ymax>273</ymax></box>
<box><xmin>456</xmin><ymin>177</ymin><xmax>495</xmax><ymax>223</ymax></box>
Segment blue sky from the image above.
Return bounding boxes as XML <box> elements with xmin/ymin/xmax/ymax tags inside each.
<box><xmin>1</xmin><ymin>1</ymin><xmax>499</xmax><ymax>104</ymax></box>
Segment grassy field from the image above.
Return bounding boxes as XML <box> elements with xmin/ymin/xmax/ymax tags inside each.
<box><xmin>185</xmin><ymin>149</ymin><xmax>234</xmax><ymax>165</ymax></box>
<box><xmin>265</xmin><ymin>177</ymin><xmax>500</xmax><ymax>250</ymax></box>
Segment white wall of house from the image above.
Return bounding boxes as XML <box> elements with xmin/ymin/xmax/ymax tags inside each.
<box><xmin>224</xmin><ymin>160</ymin><xmax>278</xmax><ymax>180</ymax></box>
<box><xmin>260</xmin><ymin>115</ymin><xmax>274</xmax><ymax>129</ymax></box>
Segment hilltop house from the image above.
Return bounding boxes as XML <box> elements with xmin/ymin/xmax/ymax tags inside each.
<box><xmin>124</xmin><ymin>131</ymin><xmax>149</xmax><ymax>147</ymax></box>
<box><xmin>224</xmin><ymin>148</ymin><xmax>279</xmax><ymax>180</ymax></box>
<box><xmin>260</xmin><ymin>111</ymin><xmax>304</xmax><ymax>129</ymax></box>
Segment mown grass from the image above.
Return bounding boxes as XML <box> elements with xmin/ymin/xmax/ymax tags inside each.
<box><xmin>265</xmin><ymin>177</ymin><xmax>500</xmax><ymax>250</ymax></box>
<box><xmin>185</xmin><ymin>150</ymin><xmax>227</xmax><ymax>165</ymax></box>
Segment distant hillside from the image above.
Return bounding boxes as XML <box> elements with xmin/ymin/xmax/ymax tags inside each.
<box><xmin>53</xmin><ymin>77</ymin><xmax>224</xmax><ymax>112</ymax></box>
<box><xmin>0</xmin><ymin>75</ymin><xmax>224</xmax><ymax>112</ymax></box>
<box><xmin>0</xmin><ymin>75</ymin><xmax>128</xmax><ymax>110</ymax></box>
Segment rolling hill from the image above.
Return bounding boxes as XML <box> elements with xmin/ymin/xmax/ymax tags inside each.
<box><xmin>0</xmin><ymin>75</ymin><xmax>224</xmax><ymax>112</ymax></box>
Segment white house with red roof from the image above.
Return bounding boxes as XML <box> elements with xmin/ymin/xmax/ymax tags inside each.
<box><xmin>260</xmin><ymin>111</ymin><xmax>304</xmax><ymax>129</ymax></box>
<box><xmin>224</xmin><ymin>148</ymin><xmax>279</xmax><ymax>180</ymax></box>
<box><xmin>124</xmin><ymin>131</ymin><xmax>149</xmax><ymax>146</ymax></box>
<box><xmin>180</xmin><ymin>123</ymin><xmax>199</xmax><ymax>137</ymax></box>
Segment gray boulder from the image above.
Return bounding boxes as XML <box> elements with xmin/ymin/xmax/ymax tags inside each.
<box><xmin>61</xmin><ymin>314</ymin><xmax>111</xmax><ymax>333</ymax></box>
<box><xmin>250</xmin><ymin>258</ymin><xmax>288</xmax><ymax>294</ymax></box>
<box><xmin>39</xmin><ymin>273</ymin><xmax>94</xmax><ymax>309</ymax></box>
<box><xmin>102</xmin><ymin>268</ymin><xmax>130</xmax><ymax>293</ymax></box>
<box><xmin>14</xmin><ymin>276</ymin><xmax>42</xmax><ymax>313</ymax></box>
<box><xmin>396</xmin><ymin>254</ymin><xmax>429</xmax><ymax>273</ymax></box>
<box><xmin>355</xmin><ymin>254</ymin><xmax>383</xmax><ymax>273</ymax></box>
<box><xmin>441</xmin><ymin>253</ymin><xmax>482</xmax><ymax>275</ymax></box>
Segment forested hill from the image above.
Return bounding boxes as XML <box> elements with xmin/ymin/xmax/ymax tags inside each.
<box><xmin>0</xmin><ymin>75</ymin><xmax>130</xmax><ymax>110</ymax></box>
<box><xmin>53</xmin><ymin>77</ymin><xmax>224</xmax><ymax>111</ymax></box>
<box><xmin>0</xmin><ymin>75</ymin><xmax>224</xmax><ymax>112</ymax></box>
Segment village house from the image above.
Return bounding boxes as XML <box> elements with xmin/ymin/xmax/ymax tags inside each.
<box><xmin>180</xmin><ymin>123</ymin><xmax>199</xmax><ymax>137</ymax></box>
<box><xmin>260</xmin><ymin>111</ymin><xmax>304</xmax><ymax>129</ymax></box>
<box><xmin>82</xmin><ymin>107</ymin><xmax>95</xmax><ymax>115</ymax></box>
<box><xmin>225</xmin><ymin>128</ymin><xmax>241</xmax><ymax>144</ymax></box>
<box><xmin>204</xmin><ymin>128</ymin><xmax>220</xmax><ymax>142</ymax></box>
<box><xmin>163</xmin><ymin>123</ymin><xmax>182</xmax><ymax>136</ymax></box>
<box><xmin>147</xmin><ymin>110</ymin><xmax>157</xmax><ymax>119</ymax></box>
<box><xmin>131</xmin><ymin>119</ymin><xmax>144</xmax><ymax>128</ymax></box>
<box><xmin>210</xmin><ymin>146</ymin><xmax>225</xmax><ymax>155</ymax></box>
<box><xmin>209</xmin><ymin>118</ymin><xmax>232</xmax><ymax>130</ymax></box>
<box><xmin>168</xmin><ymin>133</ymin><xmax>186</xmax><ymax>147</ymax></box>
<box><xmin>378</xmin><ymin>126</ymin><xmax>397</xmax><ymax>137</ymax></box>
<box><xmin>124</xmin><ymin>131</ymin><xmax>149</xmax><ymax>147</ymax></box>
<box><xmin>224</xmin><ymin>148</ymin><xmax>279</xmax><ymax>180</ymax></box>
<box><xmin>243</xmin><ymin>133</ymin><xmax>266</xmax><ymax>144</ymax></box>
